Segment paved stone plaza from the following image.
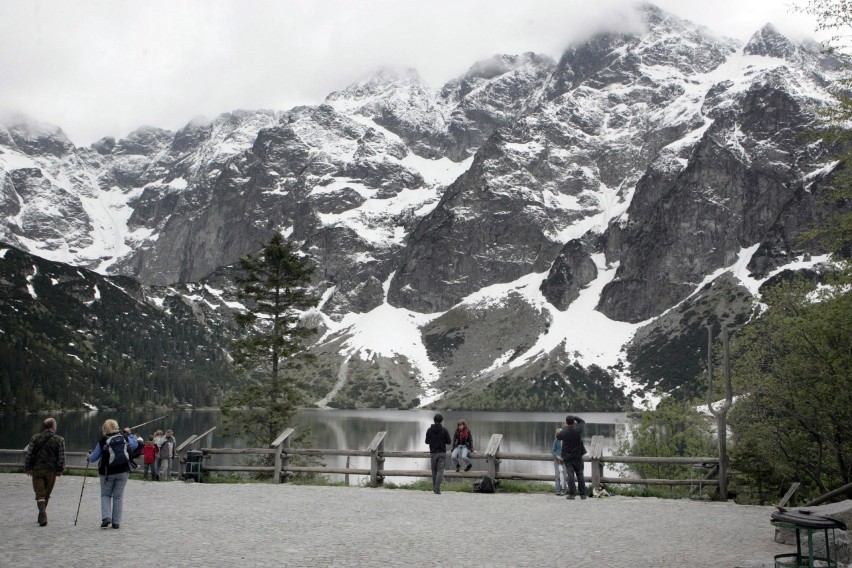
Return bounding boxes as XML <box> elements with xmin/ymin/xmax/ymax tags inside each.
<box><xmin>0</xmin><ymin>474</ymin><xmax>792</xmax><ymax>567</ymax></box>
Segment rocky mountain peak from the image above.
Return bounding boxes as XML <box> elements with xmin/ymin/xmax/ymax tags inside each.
<box><xmin>113</xmin><ymin>125</ymin><xmax>174</xmax><ymax>156</ymax></box>
<box><xmin>0</xmin><ymin>113</ymin><xmax>74</xmax><ymax>157</ymax></box>
<box><xmin>744</xmin><ymin>23</ymin><xmax>800</xmax><ymax>60</ymax></box>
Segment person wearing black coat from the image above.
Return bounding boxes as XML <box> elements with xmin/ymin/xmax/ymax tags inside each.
<box><xmin>556</xmin><ymin>415</ymin><xmax>587</xmax><ymax>499</ymax></box>
<box><xmin>425</xmin><ymin>413</ymin><xmax>452</xmax><ymax>494</ymax></box>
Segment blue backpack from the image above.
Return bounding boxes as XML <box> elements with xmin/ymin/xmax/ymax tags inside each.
<box><xmin>105</xmin><ymin>434</ymin><xmax>130</xmax><ymax>468</ymax></box>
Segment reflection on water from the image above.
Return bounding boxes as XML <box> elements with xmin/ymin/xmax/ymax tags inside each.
<box><xmin>1</xmin><ymin>409</ymin><xmax>629</xmax><ymax>484</ymax></box>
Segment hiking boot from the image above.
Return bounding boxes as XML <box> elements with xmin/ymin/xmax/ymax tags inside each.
<box><xmin>101</xmin><ymin>518</ymin><xmax>111</xmax><ymax>528</ymax></box>
<box><xmin>566</xmin><ymin>495</ymin><xmax>576</xmax><ymax>500</ymax></box>
<box><xmin>455</xmin><ymin>466</ymin><xmax>460</xmax><ymax>472</ymax></box>
<box><xmin>580</xmin><ymin>494</ymin><xmax>587</xmax><ymax>500</ymax></box>
<box><xmin>464</xmin><ymin>464</ymin><xmax>472</xmax><ymax>472</ymax></box>
<box><xmin>112</xmin><ymin>524</ymin><xmax>120</xmax><ymax>529</ymax></box>
<box><xmin>37</xmin><ymin>501</ymin><xmax>47</xmax><ymax>526</ymax></box>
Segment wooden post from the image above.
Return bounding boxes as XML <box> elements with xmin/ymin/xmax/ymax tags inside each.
<box><xmin>589</xmin><ymin>435</ymin><xmax>604</xmax><ymax>492</ymax></box>
<box><xmin>271</xmin><ymin>428</ymin><xmax>294</xmax><ymax>484</ymax></box>
<box><xmin>345</xmin><ymin>456</ymin><xmax>351</xmax><ymax>486</ymax></box>
<box><xmin>707</xmin><ymin>326</ymin><xmax>733</xmax><ymax>501</ymax></box>
<box><xmin>484</xmin><ymin>434</ymin><xmax>503</xmax><ymax>480</ymax></box>
<box><xmin>367</xmin><ymin>431</ymin><xmax>387</xmax><ymax>487</ymax></box>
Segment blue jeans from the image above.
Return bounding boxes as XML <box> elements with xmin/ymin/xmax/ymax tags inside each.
<box><xmin>553</xmin><ymin>459</ymin><xmax>566</xmax><ymax>494</ymax></box>
<box><xmin>451</xmin><ymin>446</ymin><xmax>470</xmax><ymax>469</ymax></box>
<box><xmin>143</xmin><ymin>462</ymin><xmax>155</xmax><ymax>480</ymax></box>
<box><xmin>430</xmin><ymin>453</ymin><xmax>446</xmax><ymax>493</ymax></box>
<box><xmin>563</xmin><ymin>457</ymin><xmax>586</xmax><ymax>497</ymax></box>
<box><xmin>100</xmin><ymin>471</ymin><xmax>129</xmax><ymax>524</ymax></box>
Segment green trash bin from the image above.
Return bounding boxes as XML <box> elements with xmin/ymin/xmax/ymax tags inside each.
<box><xmin>184</xmin><ymin>450</ymin><xmax>203</xmax><ymax>483</ymax></box>
<box><xmin>770</xmin><ymin>509</ymin><xmax>846</xmax><ymax>568</ymax></box>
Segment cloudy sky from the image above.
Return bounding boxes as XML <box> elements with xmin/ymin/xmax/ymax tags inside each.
<box><xmin>0</xmin><ymin>0</ymin><xmax>821</xmax><ymax>146</ymax></box>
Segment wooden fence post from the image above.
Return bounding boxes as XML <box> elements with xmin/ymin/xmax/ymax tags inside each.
<box><xmin>589</xmin><ymin>435</ymin><xmax>604</xmax><ymax>492</ymax></box>
<box><xmin>271</xmin><ymin>428</ymin><xmax>294</xmax><ymax>484</ymax></box>
<box><xmin>368</xmin><ymin>431</ymin><xmax>387</xmax><ymax>487</ymax></box>
<box><xmin>707</xmin><ymin>326</ymin><xmax>733</xmax><ymax>501</ymax></box>
<box><xmin>484</xmin><ymin>434</ymin><xmax>503</xmax><ymax>480</ymax></box>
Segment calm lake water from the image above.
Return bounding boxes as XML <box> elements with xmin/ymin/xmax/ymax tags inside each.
<box><xmin>1</xmin><ymin>409</ymin><xmax>630</xmax><ymax>483</ymax></box>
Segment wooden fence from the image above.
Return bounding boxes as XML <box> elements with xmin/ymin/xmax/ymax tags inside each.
<box><xmin>198</xmin><ymin>430</ymin><xmax>721</xmax><ymax>492</ymax></box>
<box><xmin>1</xmin><ymin>429</ymin><xmax>720</xmax><ymax>493</ymax></box>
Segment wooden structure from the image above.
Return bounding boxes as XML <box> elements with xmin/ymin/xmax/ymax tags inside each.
<box><xmin>194</xmin><ymin>431</ymin><xmax>720</xmax><ymax>490</ymax></box>
<box><xmin>0</xmin><ymin>430</ymin><xmax>721</xmax><ymax>490</ymax></box>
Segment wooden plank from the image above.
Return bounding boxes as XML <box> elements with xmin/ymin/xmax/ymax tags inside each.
<box><xmin>589</xmin><ymin>436</ymin><xmax>605</xmax><ymax>459</ymax></box>
<box><xmin>590</xmin><ymin>435</ymin><xmax>604</xmax><ymax>490</ymax></box>
<box><xmin>484</xmin><ymin>434</ymin><xmax>503</xmax><ymax>480</ymax></box>
<box><xmin>484</xmin><ymin>434</ymin><xmax>503</xmax><ymax>456</ymax></box>
<box><xmin>599</xmin><ymin>476</ymin><xmax>720</xmax><ymax>486</ymax></box>
<box><xmin>270</xmin><ymin>428</ymin><xmax>294</xmax><ymax>448</ymax></box>
<box><xmin>202</xmin><ymin>448</ymin><xmax>276</xmax><ymax>455</ymax></box>
<box><xmin>175</xmin><ymin>434</ymin><xmax>198</xmax><ymax>453</ymax></box>
<box><xmin>366</xmin><ymin>432</ymin><xmax>387</xmax><ymax>452</ymax></box>
<box><xmin>368</xmin><ymin>431</ymin><xmax>386</xmax><ymax>487</ymax></box>
<box><xmin>777</xmin><ymin>482</ymin><xmax>801</xmax><ymax>508</ymax></box>
<box><xmin>600</xmin><ymin>456</ymin><xmax>719</xmax><ymax>465</ymax></box>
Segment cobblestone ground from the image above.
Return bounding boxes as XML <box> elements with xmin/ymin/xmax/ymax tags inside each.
<box><xmin>0</xmin><ymin>474</ymin><xmax>791</xmax><ymax>567</ymax></box>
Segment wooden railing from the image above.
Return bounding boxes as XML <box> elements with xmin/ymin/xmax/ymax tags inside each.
<box><xmin>1</xmin><ymin>429</ymin><xmax>719</xmax><ymax>491</ymax></box>
<box><xmin>197</xmin><ymin>431</ymin><xmax>720</xmax><ymax>491</ymax></box>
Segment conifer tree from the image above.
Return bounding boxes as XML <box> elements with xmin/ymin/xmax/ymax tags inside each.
<box><xmin>221</xmin><ymin>234</ymin><xmax>318</xmax><ymax>450</ymax></box>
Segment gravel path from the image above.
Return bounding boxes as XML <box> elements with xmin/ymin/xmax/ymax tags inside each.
<box><xmin>0</xmin><ymin>474</ymin><xmax>791</xmax><ymax>567</ymax></box>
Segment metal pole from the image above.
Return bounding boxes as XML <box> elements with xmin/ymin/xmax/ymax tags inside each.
<box><xmin>74</xmin><ymin>459</ymin><xmax>90</xmax><ymax>526</ymax></box>
<box><xmin>127</xmin><ymin>415</ymin><xmax>168</xmax><ymax>431</ymax></box>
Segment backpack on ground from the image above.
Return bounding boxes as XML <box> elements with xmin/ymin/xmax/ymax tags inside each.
<box><xmin>105</xmin><ymin>434</ymin><xmax>130</xmax><ymax>468</ymax></box>
<box><xmin>474</xmin><ymin>475</ymin><xmax>495</xmax><ymax>493</ymax></box>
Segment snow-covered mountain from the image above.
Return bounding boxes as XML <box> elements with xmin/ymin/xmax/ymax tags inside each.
<box><xmin>0</xmin><ymin>4</ymin><xmax>845</xmax><ymax>410</ymax></box>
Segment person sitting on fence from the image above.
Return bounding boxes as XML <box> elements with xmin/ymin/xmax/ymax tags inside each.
<box><xmin>451</xmin><ymin>420</ymin><xmax>474</xmax><ymax>473</ymax></box>
<box><xmin>551</xmin><ymin>426</ymin><xmax>566</xmax><ymax>496</ymax></box>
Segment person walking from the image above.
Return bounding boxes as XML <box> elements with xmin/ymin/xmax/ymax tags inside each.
<box><xmin>87</xmin><ymin>419</ymin><xmax>138</xmax><ymax>528</ymax></box>
<box><xmin>142</xmin><ymin>435</ymin><xmax>159</xmax><ymax>481</ymax></box>
<box><xmin>451</xmin><ymin>419</ymin><xmax>474</xmax><ymax>473</ymax></box>
<box><xmin>556</xmin><ymin>415</ymin><xmax>587</xmax><ymax>500</ymax></box>
<box><xmin>157</xmin><ymin>429</ymin><xmax>177</xmax><ymax>481</ymax></box>
<box><xmin>425</xmin><ymin>413</ymin><xmax>451</xmax><ymax>494</ymax></box>
<box><xmin>551</xmin><ymin>426</ymin><xmax>567</xmax><ymax>496</ymax></box>
<box><xmin>24</xmin><ymin>417</ymin><xmax>66</xmax><ymax>526</ymax></box>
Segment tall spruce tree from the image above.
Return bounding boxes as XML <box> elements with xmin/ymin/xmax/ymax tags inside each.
<box><xmin>221</xmin><ymin>234</ymin><xmax>318</xmax><ymax>450</ymax></box>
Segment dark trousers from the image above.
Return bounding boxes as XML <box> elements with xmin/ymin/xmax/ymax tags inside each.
<box><xmin>430</xmin><ymin>453</ymin><xmax>446</xmax><ymax>494</ymax></box>
<box><xmin>31</xmin><ymin>470</ymin><xmax>58</xmax><ymax>502</ymax></box>
<box><xmin>564</xmin><ymin>457</ymin><xmax>586</xmax><ymax>496</ymax></box>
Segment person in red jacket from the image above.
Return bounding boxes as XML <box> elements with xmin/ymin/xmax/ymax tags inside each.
<box><xmin>142</xmin><ymin>435</ymin><xmax>159</xmax><ymax>481</ymax></box>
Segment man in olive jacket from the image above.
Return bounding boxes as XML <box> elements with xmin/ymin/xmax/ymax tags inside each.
<box><xmin>25</xmin><ymin>417</ymin><xmax>66</xmax><ymax>526</ymax></box>
<box><xmin>556</xmin><ymin>415</ymin><xmax>587</xmax><ymax>500</ymax></box>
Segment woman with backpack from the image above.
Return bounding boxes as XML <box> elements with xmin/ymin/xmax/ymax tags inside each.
<box><xmin>86</xmin><ymin>419</ymin><xmax>138</xmax><ymax>529</ymax></box>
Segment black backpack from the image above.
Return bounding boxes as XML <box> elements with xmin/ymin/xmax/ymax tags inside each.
<box><xmin>105</xmin><ymin>434</ymin><xmax>130</xmax><ymax>468</ymax></box>
<box><xmin>474</xmin><ymin>475</ymin><xmax>495</xmax><ymax>493</ymax></box>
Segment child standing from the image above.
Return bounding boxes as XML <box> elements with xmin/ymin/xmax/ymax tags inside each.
<box><xmin>142</xmin><ymin>435</ymin><xmax>159</xmax><ymax>481</ymax></box>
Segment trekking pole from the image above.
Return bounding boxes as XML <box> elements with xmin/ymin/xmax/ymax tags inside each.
<box><xmin>127</xmin><ymin>415</ymin><xmax>168</xmax><ymax>431</ymax></box>
<box><xmin>74</xmin><ymin>458</ymin><xmax>90</xmax><ymax>526</ymax></box>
